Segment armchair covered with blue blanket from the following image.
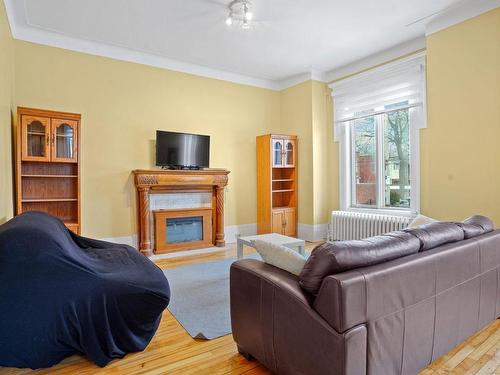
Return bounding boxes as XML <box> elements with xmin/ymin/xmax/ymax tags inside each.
<box><xmin>0</xmin><ymin>211</ymin><xmax>170</xmax><ymax>369</ymax></box>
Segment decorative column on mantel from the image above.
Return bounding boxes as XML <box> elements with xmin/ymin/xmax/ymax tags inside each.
<box><xmin>215</xmin><ymin>185</ymin><xmax>225</xmax><ymax>247</ymax></box>
<box><xmin>137</xmin><ymin>187</ymin><xmax>152</xmax><ymax>254</ymax></box>
<box><xmin>133</xmin><ymin>169</ymin><xmax>230</xmax><ymax>256</ymax></box>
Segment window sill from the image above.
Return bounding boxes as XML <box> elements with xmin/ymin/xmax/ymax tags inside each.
<box><xmin>344</xmin><ymin>207</ymin><xmax>417</xmax><ymax>217</ymax></box>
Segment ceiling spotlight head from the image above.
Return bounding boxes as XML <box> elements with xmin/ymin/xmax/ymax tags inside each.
<box><xmin>243</xmin><ymin>3</ymin><xmax>252</xmax><ymax>20</ymax></box>
<box><xmin>226</xmin><ymin>0</ymin><xmax>253</xmax><ymax>29</ymax></box>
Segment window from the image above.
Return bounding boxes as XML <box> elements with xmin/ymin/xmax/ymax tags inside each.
<box><xmin>330</xmin><ymin>53</ymin><xmax>426</xmax><ymax>214</ymax></box>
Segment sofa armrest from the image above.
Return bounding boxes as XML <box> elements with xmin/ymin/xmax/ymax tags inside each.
<box><xmin>230</xmin><ymin>259</ymin><xmax>367</xmax><ymax>375</ymax></box>
<box><xmin>313</xmin><ymin>271</ymin><xmax>367</xmax><ymax>333</ymax></box>
<box><xmin>231</xmin><ymin>258</ymin><xmax>313</xmax><ymax>306</ymax></box>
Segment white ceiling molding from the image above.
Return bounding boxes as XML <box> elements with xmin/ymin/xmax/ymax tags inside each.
<box><xmin>5</xmin><ymin>0</ymin><xmax>325</xmax><ymax>92</ymax></box>
<box><xmin>3</xmin><ymin>0</ymin><xmax>282</xmax><ymax>90</ymax></box>
<box><xmin>275</xmin><ymin>69</ymin><xmax>327</xmax><ymax>91</ymax></box>
<box><xmin>426</xmin><ymin>0</ymin><xmax>500</xmax><ymax>35</ymax></box>
<box><xmin>4</xmin><ymin>0</ymin><xmax>496</xmax><ymax>92</ymax></box>
<box><xmin>275</xmin><ymin>73</ymin><xmax>314</xmax><ymax>91</ymax></box>
<box><xmin>324</xmin><ymin>37</ymin><xmax>426</xmax><ymax>83</ymax></box>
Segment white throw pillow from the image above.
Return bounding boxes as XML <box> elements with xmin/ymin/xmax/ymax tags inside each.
<box><xmin>407</xmin><ymin>214</ymin><xmax>438</xmax><ymax>229</ymax></box>
<box><xmin>252</xmin><ymin>239</ymin><xmax>306</xmax><ymax>276</ymax></box>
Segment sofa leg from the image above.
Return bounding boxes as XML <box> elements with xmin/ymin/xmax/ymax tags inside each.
<box><xmin>237</xmin><ymin>345</ymin><xmax>254</xmax><ymax>361</ymax></box>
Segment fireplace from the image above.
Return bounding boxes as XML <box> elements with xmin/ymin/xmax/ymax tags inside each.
<box><xmin>133</xmin><ymin>169</ymin><xmax>229</xmax><ymax>256</ymax></box>
<box><xmin>154</xmin><ymin>208</ymin><xmax>212</xmax><ymax>253</ymax></box>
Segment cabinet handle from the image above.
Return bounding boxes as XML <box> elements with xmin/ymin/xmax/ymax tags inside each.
<box><xmin>46</xmin><ymin>135</ymin><xmax>50</xmax><ymax>145</ymax></box>
<box><xmin>51</xmin><ymin>134</ymin><xmax>55</xmax><ymax>145</ymax></box>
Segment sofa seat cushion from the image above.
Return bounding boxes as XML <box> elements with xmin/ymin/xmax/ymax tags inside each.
<box><xmin>299</xmin><ymin>231</ymin><xmax>420</xmax><ymax>295</ymax></box>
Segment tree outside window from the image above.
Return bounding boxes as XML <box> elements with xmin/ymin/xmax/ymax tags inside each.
<box><xmin>351</xmin><ymin>103</ymin><xmax>411</xmax><ymax>209</ymax></box>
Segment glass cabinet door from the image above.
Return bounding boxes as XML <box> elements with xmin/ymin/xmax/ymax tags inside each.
<box><xmin>21</xmin><ymin>116</ymin><xmax>51</xmax><ymax>161</ymax></box>
<box><xmin>272</xmin><ymin>139</ymin><xmax>284</xmax><ymax>167</ymax></box>
<box><xmin>51</xmin><ymin>119</ymin><xmax>78</xmax><ymax>163</ymax></box>
<box><xmin>284</xmin><ymin>140</ymin><xmax>295</xmax><ymax>166</ymax></box>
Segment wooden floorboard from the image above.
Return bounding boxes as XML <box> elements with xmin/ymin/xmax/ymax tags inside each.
<box><xmin>1</xmin><ymin>243</ymin><xmax>499</xmax><ymax>374</ymax></box>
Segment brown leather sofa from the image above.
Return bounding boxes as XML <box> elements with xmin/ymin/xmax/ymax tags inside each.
<box><xmin>230</xmin><ymin>216</ymin><xmax>499</xmax><ymax>375</ymax></box>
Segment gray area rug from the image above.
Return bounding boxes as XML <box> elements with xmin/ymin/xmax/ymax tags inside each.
<box><xmin>163</xmin><ymin>254</ymin><xmax>260</xmax><ymax>340</ymax></box>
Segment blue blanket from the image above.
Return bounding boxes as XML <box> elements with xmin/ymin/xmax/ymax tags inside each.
<box><xmin>0</xmin><ymin>212</ymin><xmax>170</xmax><ymax>369</ymax></box>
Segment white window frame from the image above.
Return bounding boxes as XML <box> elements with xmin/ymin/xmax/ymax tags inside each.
<box><xmin>331</xmin><ymin>53</ymin><xmax>426</xmax><ymax>216</ymax></box>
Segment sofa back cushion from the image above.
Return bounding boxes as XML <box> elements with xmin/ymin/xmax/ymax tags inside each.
<box><xmin>299</xmin><ymin>231</ymin><xmax>420</xmax><ymax>295</ymax></box>
<box><xmin>458</xmin><ymin>215</ymin><xmax>495</xmax><ymax>239</ymax></box>
<box><xmin>404</xmin><ymin>222</ymin><xmax>464</xmax><ymax>251</ymax></box>
<box><xmin>299</xmin><ymin>216</ymin><xmax>495</xmax><ymax>295</ymax></box>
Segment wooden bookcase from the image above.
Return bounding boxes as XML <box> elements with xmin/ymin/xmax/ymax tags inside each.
<box><xmin>257</xmin><ymin>134</ymin><xmax>297</xmax><ymax>236</ymax></box>
<box><xmin>15</xmin><ymin>107</ymin><xmax>81</xmax><ymax>234</ymax></box>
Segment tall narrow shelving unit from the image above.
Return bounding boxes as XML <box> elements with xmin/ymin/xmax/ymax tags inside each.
<box><xmin>257</xmin><ymin>134</ymin><xmax>297</xmax><ymax>236</ymax></box>
<box><xmin>15</xmin><ymin>107</ymin><xmax>81</xmax><ymax>234</ymax></box>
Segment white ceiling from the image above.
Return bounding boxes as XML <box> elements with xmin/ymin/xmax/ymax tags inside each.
<box><xmin>4</xmin><ymin>0</ymin><xmax>499</xmax><ymax>89</ymax></box>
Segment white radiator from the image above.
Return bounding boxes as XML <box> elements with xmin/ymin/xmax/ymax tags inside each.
<box><xmin>328</xmin><ymin>211</ymin><xmax>413</xmax><ymax>241</ymax></box>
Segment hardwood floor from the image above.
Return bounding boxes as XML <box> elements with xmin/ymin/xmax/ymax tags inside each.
<box><xmin>1</xmin><ymin>244</ymin><xmax>499</xmax><ymax>375</ymax></box>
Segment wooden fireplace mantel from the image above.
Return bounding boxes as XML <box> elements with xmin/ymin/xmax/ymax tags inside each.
<box><xmin>133</xmin><ymin>169</ymin><xmax>230</xmax><ymax>256</ymax></box>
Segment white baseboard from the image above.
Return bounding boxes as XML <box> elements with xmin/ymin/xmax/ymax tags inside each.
<box><xmin>100</xmin><ymin>223</ymin><xmax>258</xmax><ymax>250</ymax></box>
<box><xmin>224</xmin><ymin>223</ymin><xmax>257</xmax><ymax>243</ymax></box>
<box><xmin>297</xmin><ymin>223</ymin><xmax>328</xmax><ymax>242</ymax></box>
<box><xmin>99</xmin><ymin>222</ymin><xmax>326</xmax><ymax>251</ymax></box>
<box><xmin>100</xmin><ymin>234</ymin><xmax>138</xmax><ymax>248</ymax></box>
<box><xmin>149</xmin><ymin>245</ymin><xmax>232</xmax><ymax>260</ymax></box>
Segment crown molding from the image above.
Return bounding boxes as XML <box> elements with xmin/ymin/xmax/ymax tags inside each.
<box><xmin>9</xmin><ymin>29</ymin><xmax>282</xmax><ymax>91</ymax></box>
<box><xmin>2</xmin><ymin>0</ymin><xmax>325</xmax><ymax>92</ymax></box>
<box><xmin>328</xmin><ymin>51</ymin><xmax>426</xmax><ymax>89</ymax></box>
<box><xmin>5</xmin><ymin>0</ymin><xmax>496</xmax><ymax>93</ymax></box>
<box><xmin>4</xmin><ymin>0</ymin><xmax>284</xmax><ymax>91</ymax></box>
<box><xmin>275</xmin><ymin>73</ymin><xmax>312</xmax><ymax>90</ymax></box>
<box><xmin>426</xmin><ymin>0</ymin><xmax>500</xmax><ymax>35</ymax></box>
<box><xmin>324</xmin><ymin>36</ymin><xmax>426</xmax><ymax>83</ymax></box>
<box><xmin>275</xmin><ymin>69</ymin><xmax>327</xmax><ymax>90</ymax></box>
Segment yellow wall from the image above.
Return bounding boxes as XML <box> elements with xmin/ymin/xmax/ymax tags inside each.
<box><xmin>279</xmin><ymin>81</ymin><xmax>314</xmax><ymax>225</ymax></box>
<box><xmin>280</xmin><ymin>8</ymin><xmax>500</xmax><ymax>228</ymax></box>
<box><xmin>4</xmin><ymin>6</ymin><xmax>499</xmax><ymax>239</ymax></box>
<box><xmin>0</xmin><ymin>1</ymin><xmax>13</xmax><ymax>224</ymax></box>
<box><xmin>312</xmin><ymin>81</ymin><xmax>339</xmax><ymax>225</ymax></box>
<box><xmin>279</xmin><ymin>80</ymin><xmax>338</xmax><ymax>227</ymax></box>
<box><xmin>423</xmin><ymin>8</ymin><xmax>500</xmax><ymax>225</ymax></box>
<box><xmin>13</xmin><ymin>41</ymin><xmax>281</xmax><ymax>238</ymax></box>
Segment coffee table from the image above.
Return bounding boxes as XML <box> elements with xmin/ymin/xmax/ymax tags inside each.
<box><xmin>237</xmin><ymin>233</ymin><xmax>306</xmax><ymax>260</ymax></box>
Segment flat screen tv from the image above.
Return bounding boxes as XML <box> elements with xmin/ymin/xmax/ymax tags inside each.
<box><xmin>155</xmin><ymin>130</ymin><xmax>210</xmax><ymax>169</ymax></box>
